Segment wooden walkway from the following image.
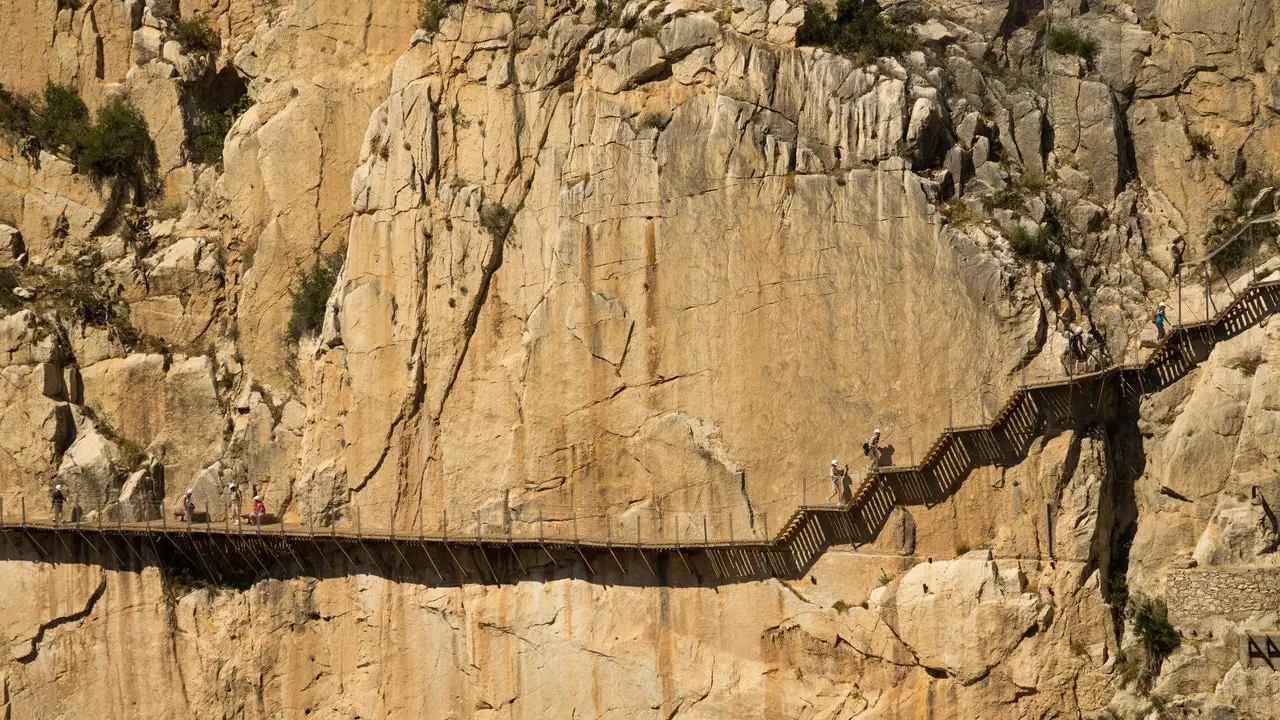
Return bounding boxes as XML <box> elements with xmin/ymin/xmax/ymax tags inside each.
<box><xmin>3</xmin><ymin>279</ymin><xmax>1278</xmax><ymax>585</ymax></box>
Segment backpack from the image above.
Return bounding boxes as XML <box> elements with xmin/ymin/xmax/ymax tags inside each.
<box><xmin>862</xmin><ymin>442</ymin><xmax>870</xmax><ymax>456</ymax></box>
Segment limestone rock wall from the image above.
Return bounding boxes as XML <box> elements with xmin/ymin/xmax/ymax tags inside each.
<box><xmin>0</xmin><ymin>0</ymin><xmax>1279</xmax><ymax>717</ymax></box>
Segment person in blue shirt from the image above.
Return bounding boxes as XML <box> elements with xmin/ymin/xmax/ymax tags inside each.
<box><xmin>1153</xmin><ymin>302</ymin><xmax>1167</xmax><ymax>340</ymax></box>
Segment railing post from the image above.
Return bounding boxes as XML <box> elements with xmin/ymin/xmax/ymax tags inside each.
<box><xmin>571</xmin><ymin>487</ymin><xmax>578</xmax><ymax>542</ymax></box>
<box><xmin>703</xmin><ymin>515</ymin><xmax>708</xmax><ymax>547</ymax></box>
<box><xmin>908</xmin><ymin>437</ymin><xmax>914</xmax><ymax>466</ymax></box>
<box><xmin>762</xmin><ymin>511</ymin><xmax>769</xmax><ymax>541</ymax></box>
<box><xmin>538</xmin><ymin>508</ymin><xmax>544</xmax><ymax>542</ymax></box>
<box><xmin>637</xmin><ymin>514</ymin><xmax>641</xmax><ymax>546</ymax></box>
<box><xmin>605</xmin><ymin>514</ymin><xmax>611</xmax><ymax>545</ymax></box>
<box><xmin>356</xmin><ymin>506</ymin><xmax>361</xmax><ymax>538</ymax></box>
<box><xmin>390</xmin><ymin>505</ymin><xmax>395</xmax><ymax>534</ymax></box>
<box><xmin>475</xmin><ymin>510</ymin><xmax>481</xmax><ymax>544</ymax></box>
<box><xmin>728</xmin><ymin>514</ymin><xmax>733</xmax><ymax>542</ymax></box>
<box><xmin>1204</xmin><ymin>264</ymin><xmax>1210</xmax><ymax>321</ymax></box>
<box><xmin>1177</xmin><ymin>268</ymin><xmax>1183</xmax><ymax>326</ymax></box>
<box><xmin>204</xmin><ymin>503</ymin><xmax>210</xmax><ymax>532</ymax></box>
<box><xmin>802</xmin><ymin>477</ymin><xmax>807</xmax><ymax>507</ymax></box>
<box><xmin>1</xmin><ymin>496</ymin><xmax>5</xmax><ymax>524</ymax></box>
<box><xmin>442</xmin><ymin>507</ymin><xmax>448</xmax><ymax>542</ymax></box>
<box><xmin>20</xmin><ymin>497</ymin><xmax>25</xmax><ymax>526</ymax></box>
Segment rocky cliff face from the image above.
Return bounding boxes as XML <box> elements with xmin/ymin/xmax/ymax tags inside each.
<box><xmin>1</xmin><ymin>0</ymin><xmax>1280</xmax><ymax>717</ymax></box>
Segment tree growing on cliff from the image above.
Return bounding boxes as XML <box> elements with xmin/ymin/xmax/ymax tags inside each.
<box><xmin>34</xmin><ymin>82</ymin><xmax>90</xmax><ymax>158</ymax></box>
<box><xmin>80</xmin><ymin>96</ymin><xmax>159</xmax><ymax>194</ymax></box>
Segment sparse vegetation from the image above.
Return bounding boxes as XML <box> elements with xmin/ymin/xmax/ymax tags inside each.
<box><xmin>940</xmin><ymin>197</ymin><xmax>981</xmax><ymax>225</ymax></box>
<box><xmin>831</xmin><ymin>599</ymin><xmax>852</xmax><ymax>613</ymax></box>
<box><xmin>954</xmin><ymin>541</ymin><xmax>971</xmax><ymax>556</ymax></box>
<box><xmin>0</xmin><ymin>83</ymin><xmax>35</xmax><ymax>140</ymax></box>
<box><xmin>170</xmin><ymin>17</ymin><xmax>220</xmax><ymax>55</ymax></box>
<box><xmin>286</xmin><ymin>252</ymin><xmax>343</xmax><ymax>343</ymax></box>
<box><xmin>640</xmin><ymin>111</ymin><xmax>669</xmax><ymax>130</ymax></box>
<box><xmin>1187</xmin><ymin>129</ymin><xmax>1214</xmax><ymax>157</ymax></box>
<box><xmin>0</xmin><ymin>266</ymin><xmax>20</xmax><ymax>312</ymax></box>
<box><xmin>190</xmin><ymin>91</ymin><xmax>252</xmax><ymax>166</ymax></box>
<box><xmin>877</xmin><ymin>568</ymin><xmax>892</xmax><ymax>586</ymax></box>
<box><xmin>982</xmin><ymin>183</ymin><xmax>1025</xmax><ymax>211</ymax></box>
<box><xmin>1046</xmin><ymin>26</ymin><xmax>1100</xmax><ymax>67</ymax></box>
<box><xmin>1230</xmin><ymin>349</ymin><xmax>1266</xmax><ymax>377</ymax></box>
<box><xmin>1007</xmin><ymin>225</ymin><xmax>1053</xmax><ymax>263</ymax></box>
<box><xmin>57</xmin><ymin>0</ymin><xmax>82</xmax><ymax>10</ymax></box>
<box><xmin>1207</xmin><ymin>174</ymin><xmax>1278</xmax><ymax>272</ymax></box>
<box><xmin>479</xmin><ymin>202</ymin><xmax>514</xmax><ymax>240</ymax></box>
<box><xmin>79</xmin><ymin>96</ymin><xmax>158</xmax><ymax>189</ymax></box>
<box><xmin>796</xmin><ymin>0</ymin><xmax>915</xmax><ymax>61</ymax></box>
<box><xmin>637</xmin><ymin>21</ymin><xmax>661</xmax><ymax>38</ymax></box>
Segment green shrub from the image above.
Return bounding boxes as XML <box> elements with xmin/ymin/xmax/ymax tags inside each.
<box><xmin>640</xmin><ymin>111</ymin><xmax>669</xmax><ymax>130</ymax></box>
<box><xmin>80</xmin><ymin>96</ymin><xmax>157</xmax><ymax>187</ymax></box>
<box><xmin>1187</xmin><ymin>130</ymin><xmax>1213</xmax><ymax>157</ymax></box>
<box><xmin>286</xmin><ymin>253</ymin><xmax>343</xmax><ymax>343</ymax></box>
<box><xmin>1046</xmin><ymin>26</ymin><xmax>1099</xmax><ymax>66</ymax></box>
<box><xmin>170</xmin><ymin>17</ymin><xmax>220</xmax><ymax>55</ymax></box>
<box><xmin>34</xmin><ymin>82</ymin><xmax>90</xmax><ymax>157</ymax></box>
<box><xmin>0</xmin><ymin>84</ymin><xmax>35</xmax><ymax>139</ymax></box>
<box><xmin>1133</xmin><ymin>599</ymin><xmax>1179</xmax><ymax>658</ymax></box>
<box><xmin>796</xmin><ymin>0</ymin><xmax>915</xmax><ymax>60</ymax></box>
<box><xmin>190</xmin><ymin>91</ymin><xmax>252</xmax><ymax>166</ymax></box>
<box><xmin>479</xmin><ymin>203</ymin><xmax>514</xmax><ymax>239</ymax></box>
<box><xmin>831</xmin><ymin>599</ymin><xmax>852</xmax><ymax>613</ymax></box>
<box><xmin>1007</xmin><ymin>225</ymin><xmax>1053</xmax><ymax>263</ymax></box>
<box><xmin>982</xmin><ymin>183</ymin><xmax>1024</xmax><ymax>211</ymax></box>
<box><xmin>420</xmin><ymin>0</ymin><xmax>461</xmax><ymax>32</ymax></box>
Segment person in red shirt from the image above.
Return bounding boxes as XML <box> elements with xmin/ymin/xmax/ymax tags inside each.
<box><xmin>251</xmin><ymin>495</ymin><xmax>266</xmax><ymax>525</ymax></box>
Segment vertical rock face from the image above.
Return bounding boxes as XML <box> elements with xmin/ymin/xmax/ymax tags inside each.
<box><xmin>0</xmin><ymin>0</ymin><xmax>1278</xmax><ymax>716</ymax></box>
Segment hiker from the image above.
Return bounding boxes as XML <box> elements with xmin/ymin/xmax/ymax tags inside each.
<box><xmin>1069</xmin><ymin>326</ymin><xmax>1087</xmax><ymax>359</ymax></box>
<box><xmin>1153</xmin><ymin>302</ymin><xmax>1167</xmax><ymax>340</ymax></box>
<box><xmin>227</xmin><ymin>482</ymin><xmax>243</xmax><ymax>526</ymax></box>
<box><xmin>826</xmin><ymin>460</ymin><xmax>843</xmax><ymax>503</ymax></box>
<box><xmin>182</xmin><ymin>488</ymin><xmax>195</xmax><ymax>523</ymax></box>
<box><xmin>250</xmin><ymin>495</ymin><xmax>266</xmax><ymax>526</ymax></box>
<box><xmin>50</xmin><ymin>484</ymin><xmax>65</xmax><ymax>523</ymax></box>
<box><xmin>863</xmin><ymin>429</ymin><xmax>882</xmax><ymax>468</ymax></box>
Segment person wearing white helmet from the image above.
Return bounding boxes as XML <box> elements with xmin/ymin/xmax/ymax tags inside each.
<box><xmin>182</xmin><ymin>488</ymin><xmax>196</xmax><ymax>523</ymax></box>
<box><xmin>1153</xmin><ymin>301</ymin><xmax>1167</xmax><ymax>340</ymax></box>
<box><xmin>227</xmin><ymin>482</ymin><xmax>243</xmax><ymax>526</ymax></box>
<box><xmin>50</xmin><ymin>484</ymin><xmax>66</xmax><ymax>523</ymax></box>
<box><xmin>865</xmin><ymin>428</ymin><xmax>882</xmax><ymax>468</ymax></box>
<box><xmin>827</xmin><ymin>459</ymin><xmax>845</xmax><ymax>504</ymax></box>
<box><xmin>250</xmin><ymin>495</ymin><xmax>266</xmax><ymax>526</ymax></box>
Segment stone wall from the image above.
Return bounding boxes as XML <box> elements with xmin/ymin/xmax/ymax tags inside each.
<box><xmin>1166</xmin><ymin>567</ymin><xmax>1280</xmax><ymax>624</ymax></box>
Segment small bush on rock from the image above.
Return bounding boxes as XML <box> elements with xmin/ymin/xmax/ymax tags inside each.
<box><xmin>170</xmin><ymin>17</ymin><xmax>220</xmax><ymax>55</ymax></box>
<box><xmin>1046</xmin><ymin>26</ymin><xmax>1099</xmax><ymax>66</ymax></box>
<box><xmin>421</xmin><ymin>0</ymin><xmax>462</xmax><ymax>32</ymax></box>
<box><xmin>640</xmin><ymin>111</ymin><xmax>669</xmax><ymax>130</ymax></box>
<box><xmin>1007</xmin><ymin>225</ymin><xmax>1053</xmax><ymax>263</ymax></box>
<box><xmin>479</xmin><ymin>203</ymin><xmax>514</xmax><ymax>240</ymax></box>
<box><xmin>1187</xmin><ymin>130</ymin><xmax>1214</xmax><ymax>157</ymax></box>
<box><xmin>286</xmin><ymin>253</ymin><xmax>343</xmax><ymax>343</ymax></box>
<box><xmin>796</xmin><ymin>0</ymin><xmax>915</xmax><ymax>61</ymax></box>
